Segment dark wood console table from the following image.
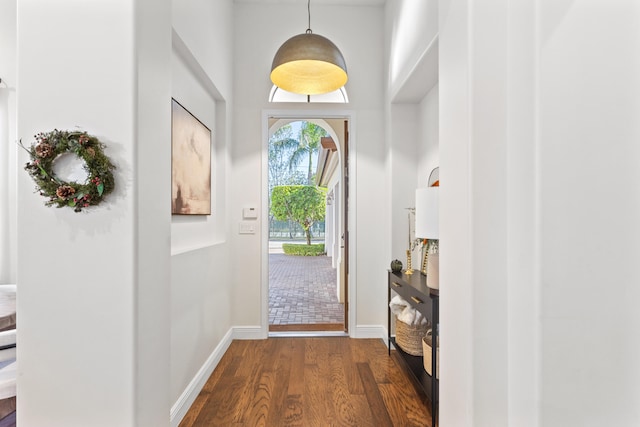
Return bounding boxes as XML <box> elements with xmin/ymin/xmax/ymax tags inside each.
<box><xmin>387</xmin><ymin>270</ymin><xmax>439</xmax><ymax>425</ymax></box>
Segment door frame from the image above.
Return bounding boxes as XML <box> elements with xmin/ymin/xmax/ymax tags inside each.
<box><xmin>261</xmin><ymin>109</ymin><xmax>357</xmax><ymax>337</ymax></box>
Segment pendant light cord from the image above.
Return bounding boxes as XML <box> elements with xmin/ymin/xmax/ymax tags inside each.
<box><xmin>306</xmin><ymin>0</ymin><xmax>312</xmax><ymax>34</ymax></box>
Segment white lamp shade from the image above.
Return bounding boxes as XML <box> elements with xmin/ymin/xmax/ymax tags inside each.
<box><xmin>415</xmin><ymin>187</ymin><xmax>439</xmax><ymax>239</ymax></box>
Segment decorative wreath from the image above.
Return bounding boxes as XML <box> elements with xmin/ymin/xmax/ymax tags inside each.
<box><xmin>22</xmin><ymin>129</ymin><xmax>116</xmax><ymax>212</ymax></box>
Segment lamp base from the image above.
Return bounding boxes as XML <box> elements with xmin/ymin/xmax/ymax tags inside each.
<box><xmin>426</xmin><ymin>253</ymin><xmax>439</xmax><ymax>289</ymax></box>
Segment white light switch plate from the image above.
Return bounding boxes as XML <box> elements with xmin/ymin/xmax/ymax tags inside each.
<box><xmin>238</xmin><ymin>222</ymin><xmax>256</xmax><ymax>234</ymax></box>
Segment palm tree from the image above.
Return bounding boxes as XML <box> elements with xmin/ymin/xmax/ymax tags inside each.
<box><xmin>269</xmin><ymin>125</ymin><xmax>299</xmax><ymax>192</ymax></box>
<box><xmin>269</xmin><ymin>125</ymin><xmax>301</xmax><ymax>239</ymax></box>
<box><xmin>288</xmin><ymin>122</ymin><xmax>327</xmax><ymax>185</ymax></box>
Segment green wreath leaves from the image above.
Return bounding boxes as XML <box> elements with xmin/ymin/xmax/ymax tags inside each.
<box><xmin>21</xmin><ymin>129</ymin><xmax>116</xmax><ymax>212</ymax></box>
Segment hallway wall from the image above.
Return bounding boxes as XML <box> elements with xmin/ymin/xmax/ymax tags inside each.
<box><xmin>8</xmin><ymin>1</ymin><xmax>639</xmax><ymax>425</ymax></box>
<box><xmin>10</xmin><ymin>0</ymin><xmax>236</xmax><ymax>424</ymax></box>
<box><xmin>16</xmin><ymin>0</ymin><xmax>172</xmax><ymax>425</ymax></box>
<box><xmin>232</xmin><ymin>3</ymin><xmax>387</xmax><ymax>333</ymax></box>
<box><xmin>169</xmin><ymin>0</ymin><xmax>234</xmax><ymax>421</ymax></box>
<box><xmin>0</xmin><ymin>0</ymin><xmax>17</xmax><ymax>284</ymax></box>
<box><xmin>536</xmin><ymin>2</ymin><xmax>640</xmax><ymax>425</ymax></box>
<box><xmin>439</xmin><ymin>0</ymin><xmax>640</xmax><ymax>425</ymax></box>
<box><xmin>384</xmin><ymin>0</ymin><xmax>440</xmax><ymax>269</ymax></box>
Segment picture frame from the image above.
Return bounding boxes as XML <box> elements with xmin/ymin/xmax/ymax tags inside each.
<box><xmin>171</xmin><ymin>98</ymin><xmax>212</xmax><ymax>215</ymax></box>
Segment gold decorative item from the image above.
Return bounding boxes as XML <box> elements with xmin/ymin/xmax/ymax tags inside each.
<box><xmin>404</xmin><ymin>209</ymin><xmax>415</xmax><ymax>274</ymax></box>
<box><xmin>420</xmin><ymin>239</ymin><xmax>429</xmax><ymax>275</ymax></box>
<box><xmin>405</xmin><ymin>249</ymin><xmax>414</xmax><ymax>275</ymax></box>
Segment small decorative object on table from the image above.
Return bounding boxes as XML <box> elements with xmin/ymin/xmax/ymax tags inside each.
<box><xmin>390</xmin><ymin>259</ymin><xmax>403</xmax><ymax>273</ymax></box>
<box><xmin>405</xmin><ymin>208</ymin><xmax>421</xmax><ymax>275</ymax></box>
<box><xmin>420</xmin><ymin>238</ymin><xmax>428</xmax><ymax>274</ymax></box>
<box><xmin>405</xmin><ymin>249</ymin><xmax>414</xmax><ymax>275</ymax></box>
<box><xmin>21</xmin><ymin>129</ymin><xmax>116</xmax><ymax>212</ymax></box>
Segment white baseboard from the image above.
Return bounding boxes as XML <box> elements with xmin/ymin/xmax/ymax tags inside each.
<box><xmin>170</xmin><ymin>328</ymin><xmax>233</xmax><ymax>427</ymax></box>
<box><xmin>352</xmin><ymin>325</ymin><xmax>388</xmax><ymax>345</ymax></box>
<box><xmin>231</xmin><ymin>325</ymin><xmax>265</xmax><ymax>340</ymax></box>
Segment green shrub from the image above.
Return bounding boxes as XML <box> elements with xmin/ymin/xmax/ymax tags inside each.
<box><xmin>282</xmin><ymin>243</ymin><xmax>326</xmax><ymax>256</ymax></box>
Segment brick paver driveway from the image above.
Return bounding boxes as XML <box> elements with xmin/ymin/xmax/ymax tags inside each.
<box><xmin>268</xmin><ymin>254</ymin><xmax>344</xmax><ymax>326</ymax></box>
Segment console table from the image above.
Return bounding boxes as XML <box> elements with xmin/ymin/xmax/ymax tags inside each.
<box><xmin>387</xmin><ymin>270</ymin><xmax>439</xmax><ymax>425</ymax></box>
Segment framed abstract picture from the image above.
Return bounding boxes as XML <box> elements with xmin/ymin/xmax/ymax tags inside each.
<box><xmin>171</xmin><ymin>98</ymin><xmax>212</xmax><ymax>215</ymax></box>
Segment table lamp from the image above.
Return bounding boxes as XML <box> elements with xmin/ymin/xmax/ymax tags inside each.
<box><xmin>415</xmin><ymin>186</ymin><xmax>439</xmax><ymax>288</ymax></box>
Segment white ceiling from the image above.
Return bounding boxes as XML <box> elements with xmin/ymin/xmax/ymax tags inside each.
<box><xmin>234</xmin><ymin>0</ymin><xmax>385</xmax><ymax>5</ymax></box>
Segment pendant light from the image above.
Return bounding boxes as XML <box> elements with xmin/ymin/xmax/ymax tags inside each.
<box><xmin>270</xmin><ymin>0</ymin><xmax>348</xmax><ymax>96</ymax></box>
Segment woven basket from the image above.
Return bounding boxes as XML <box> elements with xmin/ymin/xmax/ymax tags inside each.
<box><xmin>395</xmin><ymin>316</ymin><xmax>429</xmax><ymax>356</ymax></box>
<box><xmin>422</xmin><ymin>331</ymin><xmax>439</xmax><ymax>378</ymax></box>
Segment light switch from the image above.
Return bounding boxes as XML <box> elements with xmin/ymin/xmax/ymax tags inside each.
<box><xmin>239</xmin><ymin>222</ymin><xmax>256</xmax><ymax>234</ymax></box>
<box><xmin>243</xmin><ymin>207</ymin><xmax>258</xmax><ymax>219</ymax></box>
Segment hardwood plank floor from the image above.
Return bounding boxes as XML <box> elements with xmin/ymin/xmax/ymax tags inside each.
<box><xmin>180</xmin><ymin>337</ymin><xmax>432</xmax><ymax>427</ymax></box>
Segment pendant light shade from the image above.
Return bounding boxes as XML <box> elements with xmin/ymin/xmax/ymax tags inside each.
<box><xmin>271</xmin><ymin>32</ymin><xmax>348</xmax><ymax>95</ymax></box>
<box><xmin>270</xmin><ymin>1</ymin><xmax>348</xmax><ymax>96</ymax></box>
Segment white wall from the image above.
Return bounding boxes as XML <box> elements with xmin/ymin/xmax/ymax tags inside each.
<box><xmin>0</xmin><ymin>0</ymin><xmax>17</xmax><ymax>284</ymax></box>
<box><xmin>538</xmin><ymin>2</ymin><xmax>640</xmax><ymax>425</ymax></box>
<box><xmin>388</xmin><ymin>103</ymin><xmax>419</xmax><ymax>263</ymax></box>
<box><xmin>387</xmin><ymin>0</ymin><xmax>439</xmax><ymax>97</ymax></box>
<box><xmin>172</xmin><ymin>0</ymin><xmax>233</xmax><ymax>100</ymax></box>
<box><xmin>417</xmin><ymin>84</ymin><xmax>439</xmax><ymax>187</ymax></box>
<box><xmin>169</xmin><ymin>0</ymin><xmax>234</xmax><ymax>422</ymax></box>
<box><xmin>385</xmin><ymin>0</ymin><xmax>439</xmax><ymax>268</ymax></box>
<box><xmin>134</xmin><ymin>1</ymin><xmax>173</xmax><ymax>425</ymax></box>
<box><xmin>10</xmin><ymin>0</ymin><xmax>234</xmax><ymax>424</ymax></box>
<box><xmin>439</xmin><ymin>0</ymin><xmax>536</xmax><ymax>424</ymax></box>
<box><xmin>385</xmin><ymin>84</ymin><xmax>439</xmax><ymax>268</ymax></box>
<box><xmin>16</xmin><ymin>0</ymin><xmax>171</xmax><ymax>426</ymax></box>
<box><xmin>438</xmin><ymin>0</ymin><xmax>640</xmax><ymax>425</ymax></box>
<box><xmin>171</xmin><ymin>34</ymin><xmax>225</xmax><ymax>254</ymax></box>
<box><xmin>13</xmin><ymin>1</ymin><xmax>639</xmax><ymax>425</ymax></box>
<box><xmin>232</xmin><ymin>3</ymin><xmax>386</xmax><ymax>332</ymax></box>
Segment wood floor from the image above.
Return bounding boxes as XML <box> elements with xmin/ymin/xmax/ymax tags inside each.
<box><xmin>180</xmin><ymin>337</ymin><xmax>432</xmax><ymax>427</ymax></box>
